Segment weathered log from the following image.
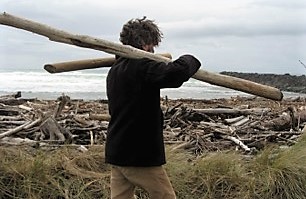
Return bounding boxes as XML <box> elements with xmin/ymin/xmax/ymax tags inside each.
<box><xmin>0</xmin><ymin>12</ymin><xmax>283</xmax><ymax>101</ymax></box>
<box><xmin>264</xmin><ymin>108</ymin><xmax>306</xmax><ymax>131</ymax></box>
<box><xmin>224</xmin><ymin>116</ymin><xmax>245</xmax><ymax>124</ymax></box>
<box><xmin>0</xmin><ymin>107</ymin><xmax>21</xmax><ymax>116</ymax></box>
<box><xmin>231</xmin><ymin>116</ymin><xmax>250</xmax><ymax>127</ymax></box>
<box><xmin>219</xmin><ymin>134</ymin><xmax>251</xmax><ymax>152</ymax></box>
<box><xmin>45</xmin><ymin>57</ymin><xmax>115</xmax><ymax>73</ymax></box>
<box><xmin>40</xmin><ymin>117</ymin><xmax>65</xmax><ymax>141</ymax></box>
<box><xmin>44</xmin><ymin>53</ymin><xmax>172</xmax><ymax>73</ymax></box>
<box><xmin>90</xmin><ymin>130</ymin><xmax>94</xmax><ymax>145</ymax></box>
<box><xmin>89</xmin><ymin>113</ymin><xmax>111</xmax><ymax>121</ymax></box>
<box><xmin>0</xmin><ymin>115</ymin><xmax>23</xmax><ymax>121</ymax></box>
<box><xmin>200</xmin><ymin>121</ymin><xmax>231</xmax><ymax>130</ymax></box>
<box><xmin>289</xmin><ymin>106</ymin><xmax>306</xmax><ymax>129</ymax></box>
<box><xmin>0</xmin><ymin>137</ymin><xmax>37</xmax><ymax>146</ymax></box>
<box><xmin>18</xmin><ymin>104</ymin><xmax>33</xmax><ymax>112</ymax></box>
<box><xmin>0</xmin><ymin>118</ymin><xmax>41</xmax><ymax>139</ymax></box>
<box><xmin>73</xmin><ymin>115</ymin><xmax>94</xmax><ymax>127</ymax></box>
<box><xmin>194</xmin><ymin>108</ymin><xmax>270</xmax><ymax>116</ymax></box>
<box><xmin>0</xmin><ymin>120</ymin><xmax>26</xmax><ymax>125</ymax></box>
<box><xmin>0</xmin><ymin>98</ymin><xmax>26</xmax><ymax>106</ymax></box>
<box><xmin>54</xmin><ymin>94</ymin><xmax>70</xmax><ymax>118</ymax></box>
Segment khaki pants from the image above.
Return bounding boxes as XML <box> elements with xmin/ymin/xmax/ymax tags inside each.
<box><xmin>110</xmin><ymin>165</ymin><xmax>176</xmax><ymax>199</ymax></box>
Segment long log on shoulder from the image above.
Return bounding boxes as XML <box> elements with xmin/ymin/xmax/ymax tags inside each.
<box><xmin>0</xmin><ymin>12</ymin><xmax>283</xmax><ymax>101</ymax></box>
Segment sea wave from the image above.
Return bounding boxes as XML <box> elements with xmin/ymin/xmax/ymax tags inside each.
<box><xmin>1</xmin><ymin>70</ymin><xmax>306</xmax><ymax>100</ymax></box>
<box><xmin>0</xmin><ymin>70</ymin><xmax>107</xmax><ymax>93</ymax></box>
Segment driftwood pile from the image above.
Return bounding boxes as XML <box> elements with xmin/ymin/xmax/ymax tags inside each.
<box><xmin>0</xmin><ymin>93</ymin><xmax>110</xmax><ymax>149</ymax></box>
<box><xmin>162</xmin><ymin>97</ymin><xmax>306</xmax><ymax>155</ymax></box>
<box><xmin>0</xmin><ymin>93</ymin><xmax>306</xmax><ymax>155</ymax></box>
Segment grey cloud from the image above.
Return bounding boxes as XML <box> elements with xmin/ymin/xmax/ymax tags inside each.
<box><xmin>1</xmin><ymin>0</ymin><xmax>306</xmax><ymax>75</ymax></box>
<box><xmin>163</xmin><ymin>18</ymin><xmax>306</xmax><ymax>40</ymax></box>
<box><xmin>250</xmin><ymin>0</ymin><xmax>306</xmax><ymax>10</ymax></box>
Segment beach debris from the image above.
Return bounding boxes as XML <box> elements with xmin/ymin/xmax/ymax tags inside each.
<box><xmin>0</xmin><ymin>93</ymin><xmax>305</xmax><ymax>156</ymax></box>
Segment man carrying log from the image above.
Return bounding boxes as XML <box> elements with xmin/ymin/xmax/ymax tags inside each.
<box><xmin>105</xmin><ymin>17</ymin><xmax>201</xmax><ymax>199</ymax></box>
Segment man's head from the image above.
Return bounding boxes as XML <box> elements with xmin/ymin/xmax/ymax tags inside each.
<box><xmin>120</xmin><ymin>17</ymin><xmax>163</xmax><ymax>52</ymax></box>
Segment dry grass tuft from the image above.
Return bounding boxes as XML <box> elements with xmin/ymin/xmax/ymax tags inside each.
<box><xmin>1</xmin><ymin>134</ymin><xmax>306</xmax><ymax>199</ymax></box>
<box><xmin>0</xmin><ymin>146</ymin><xmax>110</xmax><ymax>199</ymax></box>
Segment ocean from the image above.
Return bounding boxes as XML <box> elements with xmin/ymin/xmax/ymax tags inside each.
<box><xmin>0</xmin><ymin>67</ymin><xmax>305</xmax><ymax>101</ymax></box>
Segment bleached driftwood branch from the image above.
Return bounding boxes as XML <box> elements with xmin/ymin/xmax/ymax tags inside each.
<box><xmin>0</xmin><ymin>118</ymin><xmax>42</xmax><ymax>139</ymax></box>
<box><xmin>0</xmin><ymin>12</ymin><xmax>283</xmax><ymax>101</ymax></box>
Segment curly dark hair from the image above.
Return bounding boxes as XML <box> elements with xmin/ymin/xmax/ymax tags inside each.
<box><xmin>120</xmin><ymin>16</ymin><xmax>163</xmax><ymax>49</ymax></box>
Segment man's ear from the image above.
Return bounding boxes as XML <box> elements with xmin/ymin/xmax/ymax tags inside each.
<box><xmin>142</xmin><ymin>44</ymin><xmax>148</xmax><ymax>51</ymax></box>
<box><xmin>142</xmin><ymin>44</ymin><xmax>154</xmax><ymax>53</ymax></box>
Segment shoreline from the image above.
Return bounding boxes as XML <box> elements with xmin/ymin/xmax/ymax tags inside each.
<box><xmin>1</xmin><ymin>71</ymin><xmax>306</xmax><ymax>100</ymax></box>
<box><xmin>1</xmin><ymin>90</ymin><xmax>306</xmax><ymax>102</ymax></box>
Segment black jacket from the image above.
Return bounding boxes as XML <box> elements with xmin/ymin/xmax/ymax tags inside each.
<box><xmin>106</xmin><ymin>55</ymin><xmax>201</xmax><ymax>166</ymax></box>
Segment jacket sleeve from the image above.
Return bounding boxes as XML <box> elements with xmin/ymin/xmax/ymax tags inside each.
<box><xmin>143</xmin><ymin>55</ymin><xmax>201</xmax><ymax>88</ymax></box>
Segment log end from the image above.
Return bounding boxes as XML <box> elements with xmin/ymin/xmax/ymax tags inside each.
<box><xmin>44</xmin><ymin>64</ymin><xmax>57</xmax><ymax>73</ymax></box>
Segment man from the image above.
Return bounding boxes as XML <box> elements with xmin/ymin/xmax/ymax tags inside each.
<box><xmin>106</xmin><ymin>17</ymin><xmax>201</xmax><ymax>199</ymax></box>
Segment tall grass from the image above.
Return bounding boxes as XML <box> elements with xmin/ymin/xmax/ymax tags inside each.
<box><xmin>0</xmin><ymin>146</ymin><xmax>110</xmax><ymax>199</ymax></box>
<box><xmin>166</xmin><ymin>149</ymin><xmax>250</xmax><ymax>199</ymax></box>
<box><xmin>249</xmin><ymin>132</ymin><xmax>306</xmax><ymax>199</ymax></box>
<box><xmin>1</xmin><ymin>133</ymin><xmax>306</xmax><ymax>199</ymax></box>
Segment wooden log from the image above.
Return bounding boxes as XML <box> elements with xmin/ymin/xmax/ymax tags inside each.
<box><xmin>54</xmin><ymin>94</ymin><xmax>70</xmax><ymax>118</ymax></box>
<box><xmin>262</xmin><ymin>108</ymin><xmax>306</xmax><ymax>131</ymax></box>
<box><xmin>0</xmin><ymin>115</ymin><xmax>23</xmax><ymax>121</ymax></box>
<box><xmin>231</xmin><ymin>116</ymin><xmax>250</xmax><ymax>127</ymax></box>
<box><xmin>45</xmin><ymin>57</ymin><xmax>115</xmax><ymax>73</ymax></box>
<box><xmin>0</xmin><ymin>137</ymin><xmax>37</xmax><ymax>146</ymax></box>
<box><xmin>0</xmin><ymin>98</ymin><xmax>26</xmax><ymax>106</ymax></box>
<box><xmin>44</xmin><ymin>53</ymin><xmax>172</xmax><ymax>73</ymax></box>
<box><xmin>0</xmin><ymin>120</ymin><xmax>26</xmax><ymax>125</ymax></box>
<box><xmin>0</xmin><ymin>118</ymin><xmax>41</xmax><ymax>139</ymax></box>
<box><xmin>0</xmin><ymin>107</ymin><xmax>21</xmax><ymax>116</ymax></box>
<box><xmin>89</xmin><ymin>113</ymin><xmax>111</xmax><ymax>121</ymax></box>
<box><xmin>0</xmin><ymin>12</ymin><xmax>283</xmax><ymax>101</ymax></box>
<box><xmin>90</xmin><ymin>130</ymin><xmax>94</xmax><ymax>145</ymax></box>
<box><xmin>40</xmin><ymin>117</ymin><xmax>65</xmax><ymax>141</ymax></box>
<box><xmin>220</xmin><ymin>134</ymin><xmax>251</xmax><ymax>152</ymax></box>
<box><xmin>194</xmin><ymin>108</ymin><xmax>270</xmax><ymax>115</ymax></box>
<box><xmin>18</xmin><ymin>104</ymin><xmax>33</xmax><ymax>112</ymax></box>
<box><xmin>224</xmin><ymin>116</ymin><xmax>245</xmax><ymax>124</ymax></box>
<box><xmin>200</xmin><ymin>121</ymin><xmax>231</xmax><ymax>130</ymax></box>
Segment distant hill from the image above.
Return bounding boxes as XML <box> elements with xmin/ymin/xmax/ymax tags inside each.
<box><xmin>220</xmin><ymin>72</ymin><xmax>306</xmax><ymax>94</ymax></box>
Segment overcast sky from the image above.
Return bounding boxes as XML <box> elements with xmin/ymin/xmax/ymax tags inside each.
<box><xmin>1</xmin><ymin>0</ymin><xmax>306</xmax><ymax>74</ymax></box>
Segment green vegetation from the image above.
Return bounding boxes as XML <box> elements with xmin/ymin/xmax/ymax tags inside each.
<box><xmin>1</xmin><ymin>134</ymin><xmax>306</xmax><ymax>199</ymax></box>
